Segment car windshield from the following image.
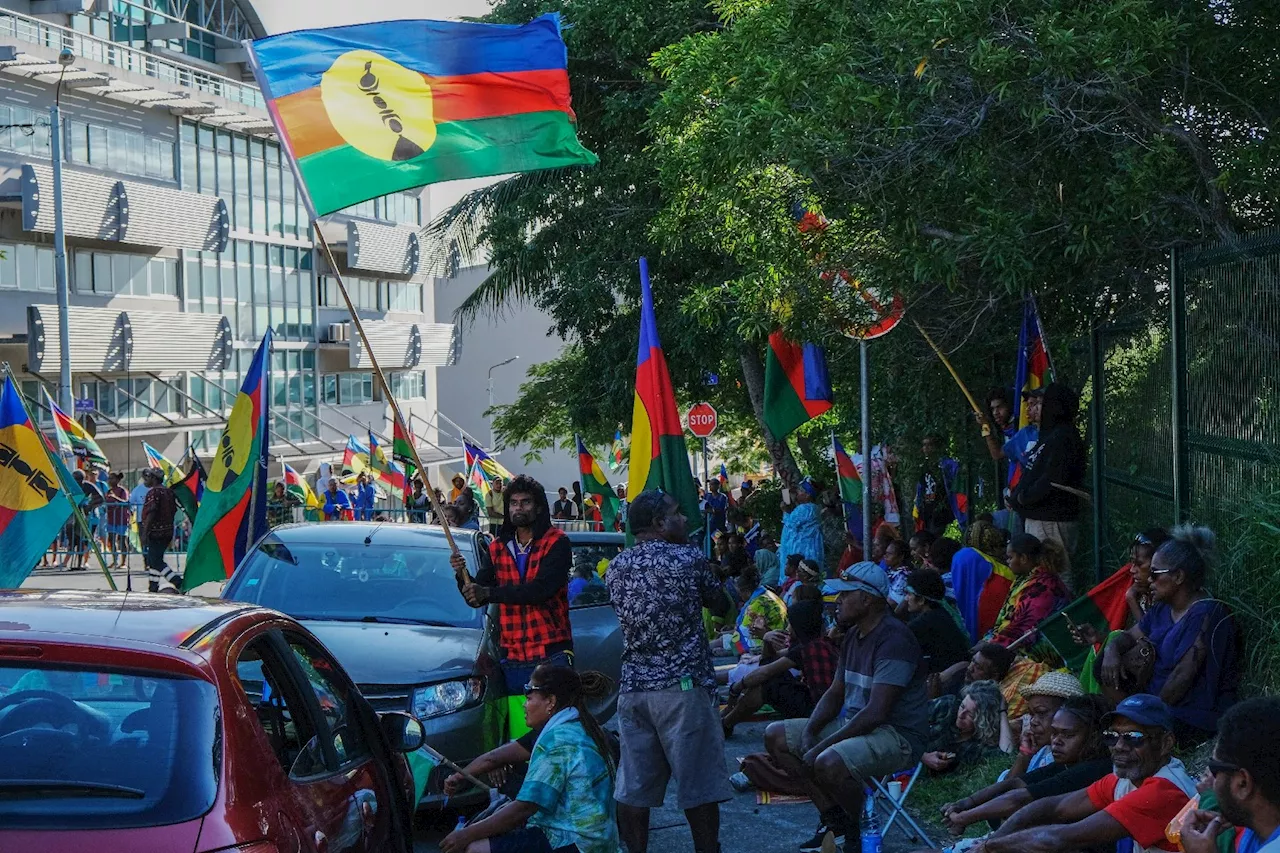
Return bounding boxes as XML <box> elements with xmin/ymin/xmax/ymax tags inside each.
<box><xmin>0</xmin><ymin>664</ymin><xmax>218</xmax><ymax>830</ymax></box>
<box><xmin>227</xmin><ymin>540</ymin><xmax>483</xmax><ymax>628</ymax></box>
<box><xmin>569</xmin><ymin>541</ymin><xmax>622</xmax><ymax>607</ymax></box>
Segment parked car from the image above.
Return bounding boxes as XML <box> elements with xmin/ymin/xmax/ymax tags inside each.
<box><xmin>220</xmin><ymin>522</ymin><xmax>622</xmax><ymax>808</ymax></box>
<box><xmin>0</xmin><ymin>589</ymin><xmax>424</xmax><ymax>853</ymax></box>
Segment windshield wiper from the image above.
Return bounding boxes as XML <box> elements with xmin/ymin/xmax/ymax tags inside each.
<box><xmin>0</xmin><ymin>780</ymin><xmax>145</xmax><ymax>799</ymax></box>
<box><xmin>359</xmin><ymin>615</ymin><xmax>454</xmax><ymax>627</ymax></box>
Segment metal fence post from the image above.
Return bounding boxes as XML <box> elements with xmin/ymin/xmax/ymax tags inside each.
<box><xmin>1089</xmin><ymin>321</ymin><xmax>1106</xmax><ymax>581</ymax></box>
<box><xmin>1169</xmin><ymin>247</ymin><xmax>1191</xmax><ymax>523</ymax></box>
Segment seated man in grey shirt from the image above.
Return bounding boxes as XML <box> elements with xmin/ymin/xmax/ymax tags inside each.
<box><xmin>765</xmin><ymin>561</ymin><xmax>931</xmax><ymax>853</ymax></box>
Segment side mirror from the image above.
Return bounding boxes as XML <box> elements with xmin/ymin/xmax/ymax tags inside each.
<box><xmin>379</xmin><ymin>711</ymin><xmax>425</xmax><ymax>753</ymax></box>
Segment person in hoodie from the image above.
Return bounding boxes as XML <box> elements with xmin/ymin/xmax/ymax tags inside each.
<box><xmin>1007</xmin><ymin>384</ymin><xmax>1086</xmax><ymax>561</ymax></box>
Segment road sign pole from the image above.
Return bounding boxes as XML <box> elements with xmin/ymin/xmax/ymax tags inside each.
<box><xmin>861</xmin><ymin>340</ymin><xmax>872</xmax><ymax>544</ymax></box>
<box><xmin>703</xmin><ymin>436</ymin><xmax>710</xmax><ymax>557</ymax></box>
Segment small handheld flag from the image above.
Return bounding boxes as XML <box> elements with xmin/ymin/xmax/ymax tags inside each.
<box><xmin>184</xmin><ymin>331</ymin><xmax>272</xmax><ymax>590</ymax></box>
<box><xmin>244</xmin><ymin>13</ymin><xmax>598</xmax><ymax>217</ymax></box>
<box><xmin>44</xmin><ymin>388</ymin><xmax>108</xmax><ymax>467</ymax></box>
<box><xmin>576</xmin><ymin>436</ymin><xmax>620</xmax><ymax>531</ymax></box>
<box><xmin>172</xmin><ymin>455</ymin><xmax>207</xmax><ymax>522</ymax></box>
<box><xmin>282</xmin><ymin>462</ymin><xmax>322</xmax><ymax>510</ymax></box>
<box><xmin>831</xmin><ymin>433</ymin><xmax>864</xmax><ymax>543</ymax></box>
<box><xmin>463</xmin><ymin>440</ymin><xmax>515</xmax><ymax>483</ymax></box>
<box><xmin>1015</xmin><ymin>294</ymin><xmax>1054</xmax><ymax>429</ymax></box>
<box><xmin>609</xmin><ymin>428</ymin><xmax>625</xmax><ymax>473</ymax></box>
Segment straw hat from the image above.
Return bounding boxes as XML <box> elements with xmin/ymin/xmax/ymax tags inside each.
<box><xmin>1019</xmin><ymin>670</ymin><xmax>1084</xmax><ymax>699</ymax></box>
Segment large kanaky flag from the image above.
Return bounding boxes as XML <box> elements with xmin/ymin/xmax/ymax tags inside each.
<box><xmin>184</xmin><ymin>331</ymin><xmax>271</xmax><ymax>590</ymax></box>
<box><xmin>626</xmin><ymin>258</ymin><xmax>700</xmax><ymax>540</ymax></box>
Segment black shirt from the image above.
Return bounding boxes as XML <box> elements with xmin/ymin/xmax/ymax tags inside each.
<box><xmin>907</xmin><ymin>606</ymin><xmax>970</xmax><ymax>673</ymax></box>
<box><xmin>1023</xmin><ymin>757</ymin><xmax>1113</xmax><ymax>800</ymax></box>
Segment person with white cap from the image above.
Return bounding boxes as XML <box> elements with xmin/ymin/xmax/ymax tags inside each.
<box><xmin>764</xmin><ymin>561</ymin><xmax>929</xmax><ymax>852</ymax></box>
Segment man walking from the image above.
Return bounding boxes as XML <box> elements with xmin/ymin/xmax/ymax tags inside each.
<box><xmin>765</xmin><ymin>561</ymin><xmax>930</xmax><ymax>852</ymax></box>
<box><xmin>1183</xmin><ymin>697</ymin><xmax>1280</xmax><ymax>853</ymax></box>
<box><xmin>140</xmin><ymin>468</ymin><xmax>183</xmax><ymax>592</ymax></box>
<box><xmin>606</xmin><ymin>490</ymin><xmax>734</xmax><ymax>853</ymax></box>
<box><xmin>451</xmin><ymin>475</ymin><xmax>573</xmax><ymax>692</ymax></box>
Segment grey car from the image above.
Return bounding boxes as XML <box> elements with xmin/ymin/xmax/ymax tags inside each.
<box><xmin>220</xmin><ymin>522</ymin><xmax>622</xmax><ymax>808</ymax></box>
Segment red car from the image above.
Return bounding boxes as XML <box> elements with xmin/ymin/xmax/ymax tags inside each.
<box><xmin>0</xmin><ymin>590</ymin><xmax>424</xmax><ymax>853</ymax></box>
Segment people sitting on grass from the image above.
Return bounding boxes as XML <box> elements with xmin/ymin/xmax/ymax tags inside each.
<box><xmin>1181</xmin><ymin>697</ymin><xmax>1280</xmax><ymax>853</ymax></box>
<box><xmin>783</xmin><ymin>559</ymin><xmax>824</xmax><ymax>606</ymax></box>
<box><xmin>930</xmin><ymin>642</ymin><xmax>1016</xmax><ymax>701</ymax></box>
<box><xmin>949</xmin><ymin>520</ymin><xmax>1012</xmax><ymax>642</ymax></box>
<box><xmin>722</xmin><ymin>600</ymin><xmax>839</xmax><ymax>738</ymax></box>
<box><xmin>1097</xmin><ymin>524</ymin><xmax>1240</xmax><ymax>742</ymax></box>
<box><xmin>922</xmin><ymin>680</ymin><xmax>1013</xmax><ymax>774</ymax></box>
<box><xmin>1002</xmin><ymin>671</ymin><xmax>1085</xmax><ymax>779</ymax></box>
<box><xmin>905</xmin><ymin>569</ymin><xmax>971</xmax><ymax>675</ymax></box>
<box><xmin>938</xmin><ymin>694</ymin><xmax>1111</xmax><ymax>842</ymax></box>
<box><xmin>763</xmin><ymin>561</ymin><xmax>930</xmax><ymax>853</ymax></box>
<box><xmin>985</xmin><ymin>534</ymin><xmax>1070</xmax><ymax>650</ymax></box>
<box><xmin>971</xmin><ymin>693</ymin><xmax>1197</xmax><ymax>853</ymax></box>
<box><xmin>440</xmin><ymin>665</ymin><xmax>618</xmax><ymax>853</ymax></box>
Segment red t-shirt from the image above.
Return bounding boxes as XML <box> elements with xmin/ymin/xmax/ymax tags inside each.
<box><xmin>1086</xmin><ymin>771</ymin><xmax>1194</xmax><ymax>851</ymax></box>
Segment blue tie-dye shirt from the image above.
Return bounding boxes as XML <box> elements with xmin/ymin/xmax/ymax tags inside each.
<box><xmin>519</xmin><ymin>720</ymin><xmax>618</xmax><ymax>853</ymax></box>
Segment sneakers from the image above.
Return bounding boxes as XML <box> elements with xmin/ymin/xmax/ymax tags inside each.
<box><xmin>729</xmin><ymin>771</ymin><xmax>753</xmax><ymax>793</ymax></box>
<box><xmin>798</xmin><ymin>825</ymin><xmax>844</xmax><ymax>853</ymax></box>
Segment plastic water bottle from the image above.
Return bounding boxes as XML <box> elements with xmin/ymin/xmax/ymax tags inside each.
<box><xmin>455</xmin><ymin>815</ymin><xmax>468</xmax><ymax>833</ymax></box>
<box><xmin>860</xmin><ymin>790</ymin><xmax>882</xmax><ymax>853</ymax></box>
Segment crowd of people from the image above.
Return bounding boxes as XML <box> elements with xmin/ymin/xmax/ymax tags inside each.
<box><xmin>423</xmin><ymin>468</ymin><xmax>1260</xmax><ymax>853</ymax></box>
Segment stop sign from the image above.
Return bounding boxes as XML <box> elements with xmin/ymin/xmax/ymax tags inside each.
<box><xmin>687</xmin><ymin>402</ymin><xmax>718</xmax><ymax>438</ymax></box>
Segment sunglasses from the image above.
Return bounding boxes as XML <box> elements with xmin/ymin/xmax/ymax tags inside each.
<box><xmin>522</xmin><ymin>683</ymin><xmax>548</xmax><ymax>697</ymax></box>
<box><xmin>1207</xmin><ymin>759</ymin><xmax>1242</xmax><ymax>777</ymax></box>
<box><xmin>1103</xmin><ymin>730</ymin><xmax>1151</xmax><ymax>748</ymax></box>
<box><xmin>1149</xmin><ymin>567</ymin><xmax>1175</xmax><ymax>576</ymax></box>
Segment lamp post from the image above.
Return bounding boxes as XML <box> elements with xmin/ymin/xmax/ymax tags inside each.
<box><xmin>52</xmin><ymin>46</ymin><xmax>74</xmax><ymax>413</ymax></box>
<box><xmin>486</xmin><ymin>356</ymin><xmax>519</xmax><ymax>447</ymax></box>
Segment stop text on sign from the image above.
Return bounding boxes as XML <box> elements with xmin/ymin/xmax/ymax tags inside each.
<box><xmin>687</xmin><ymin>402</ymin><xmax>718</xmax><ymax>438</ymax></box>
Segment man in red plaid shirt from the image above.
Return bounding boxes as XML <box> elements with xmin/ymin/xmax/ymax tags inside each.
<box><xmin>451</xmin><ymin>475</ymin><xmax>573</xmax><ymax>694</ymax></box>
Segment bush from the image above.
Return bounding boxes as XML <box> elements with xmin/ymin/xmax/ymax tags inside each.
<box><xmin>1215</xmin><ymin>488</ymin><xmax>1280</xmax><ymax>697</ymax></box>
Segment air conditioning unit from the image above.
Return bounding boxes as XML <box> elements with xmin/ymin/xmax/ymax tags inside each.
<box><xmin>326</xmin><ymin>323</ymin><xmax>349</xmax><ymax>343</ymax></box>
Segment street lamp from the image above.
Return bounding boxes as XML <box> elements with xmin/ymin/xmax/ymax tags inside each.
<box><xmin>486</xmin><ymin>356</ymin><xmax>519</xmax><ymax>447</ymax></box>
<box><xmin>52</xmin><ymin>46</ymin><xmax>74</xmax><ymax>413</ymax></box>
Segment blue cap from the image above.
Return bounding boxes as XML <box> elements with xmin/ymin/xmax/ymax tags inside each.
<box><xmin>1102</xmin><ymin>694</ymin><xmax>1175</xmax><ymax>731</ymax></box>
<box><xmin>823</xmin><ymin>561</ymin><xmax>888</xmax><ymax>598</ymax></box>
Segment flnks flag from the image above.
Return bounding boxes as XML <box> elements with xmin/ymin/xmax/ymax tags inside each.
<box><xmin>0</xmin><ymin>377</ymin><xmax>73</xmax><ymax>587</ymax></box>
<box><xmin>609</xmin><ymin>428</ymin><xmax>625</xmax><ymax>473</ymax></box>
<box><xmin>463</xmin><ymin>440</ymin><xmax>515</xmax><ymax>483</ymax></box>
<box><xmin>576</xmin><ymin>436</ymin><xmax>620</xmax><ymax>531</ymax></box>
<box><xmin>369</xmin><ymin>431</ymin><xmax>406</xmax><ymax>495</ymax></box>
<box><xmin>283</xmin><ymin>462</ymin><xmax>322</xmax><ymax>510</ymax></box>
<box><xmin>246</xmin><ymin>13</ymin><xmax>598</xmax><ymax>217</ymax></box>
<box><xmin>1015</xmin><ymin>294</ymin><xmax>1054</xmax><ymax>429</ymax></box>
<box><xmin>763</xmin><ymin>330</ymin><xmax>833</xmax><ymax>439</ymax></box>
<box><xmin>626</xmin><ymin>258</ymin><xmax>700</xmax><ymax>540</ymax></box>
<box><xmin>184</xmin><ymin>331</ymin><xmax>271</xmax><ymax>590</ymax></box>
<box><xmin>172</xmin><ymin>456</ymin><xmax>207</xmax><ymax>522</ymax></box>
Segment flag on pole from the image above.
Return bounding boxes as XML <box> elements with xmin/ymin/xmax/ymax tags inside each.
<box><xmin>1038</xmin><ymin>566</ymin><xmax>1134</xmax><ymax>672</ymax></box>
<box><xmin>244</xmin><ymin>13</ymin><xmax>598</xmax><ymax>217</ymax></box>
<box><xmin>0</xmin><ymin>377</ymin><xmax>74</xmax><ymax>587</ymax></box>
<box><xmin>392</xmin><ymin>415</ymin><xmax>417</xmax><ymax>486</ymax></box>
<box><xmin>282</xmin><ymin>462</ymin><xmax>322</xmax><ymax>510</ymax></box>
<box><xmin>369</xmin><ymin>430</ymin><xmax>406</xmax><ymax>496</ymax></box>
<box><xmin>626</xmin><ymin>257</ymin><xmax>700</xmax><ymax>539</ymax></box>
<box><xmin>463</xmin><ymin>440</ymin><xmax>515</xmax><ymax>483</ymax></box>
<box><xmin>43</xmin><ymin>388</ymin><xmax>108</xmax><ymax>467</ymax></box>
<box><xmin>1014</xmin><ymin>294</ymin><xmax>1054</xmax><ymax>430</ymax></box>
<box><xmin>342</xmin><ymin>435</ymin><xmax>370</xmax><ymax>478</ymax></box>
<box><xmin>609</xmin><ymin>428</ymin><xmax>625</xmax><ymax>473</ymax></box>
<box><xmin>465</xmin><ymin>455</ymin><xmax>491</xmax><ymax>507</ymax></box>
<box><xmin>576</xmin><ymin>436</ymin><xmax>620</xmax><ymax>531</ymax></box>
<box><xmin>184</xmin><ymin>331</ymin><xmax>272</xmax><ymax>590</ymax></box>
<box><xmin>718</xmin><ymin>463</ymin><xmax>729</xmax><ymax>486</ymax></box>
<box><xmin>172</xmin><ymin>456</ymin><xmax>207</xmax><ymax>522</ymax></box>
<box><xmin>141</xmin><ymin>441</ymin><xmax>179</xmax><ymax>484</ymax></box>
<box><xmin>831</xmin><ymin>433</ymin><xmax>864</xmax><ymax>543</ymax></box>
<box><xmin>762</xmin><ymin>330</ymin><xmax>833</xmax><ymax>439</ymax></box>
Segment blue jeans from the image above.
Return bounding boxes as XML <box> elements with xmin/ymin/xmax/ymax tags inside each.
<box><xmin>500</xmin><ymin>650</ymin><xmax>574</xmax><ymax>695</ymax></box>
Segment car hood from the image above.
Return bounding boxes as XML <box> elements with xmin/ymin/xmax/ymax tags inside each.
<box><xmin>302</xmin><ymin>620</ymin><xmax>484</xmax><ymax>684</ymax></box>
<box><xmin>0</xmin><ymin>820</ymin><xmax>201</xmax><ymax>853</ymax></box>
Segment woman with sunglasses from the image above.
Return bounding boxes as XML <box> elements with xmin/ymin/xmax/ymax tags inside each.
<box><xmin>440</xmin><ymin>666</ymin><xmax>617</xmax><ymax>853</ymax></box>
<box><xmin>1098</xmin><ymin>524</ymin><xmax>1240</xmax><ymax>743</ymax></box>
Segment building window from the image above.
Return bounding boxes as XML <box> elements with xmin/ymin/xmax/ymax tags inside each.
<box><xmin>183</xmin><ymin>121</ymin><xmax>305</xmax><ymax>238</ymax></box>
<box><xmin>322</xmin><ymin>373</ymin><xmax>337</xmax><ymax>404</ymax></box>
<box><xmin>0</xmin><ymin>104</ymin><xmax>50</xmax><ymax>157</ymax></box>
<box><xmin>0</xmin><ymin>243</ymin><xmax>56</xmax><ymax>293</ymax></box>
<box><xmin>74</xmin><ymin>250</ymin><xmax>178</xmax><ymax>297</ymax></box>
<box><xmin>323</xmin><ymin>372</ymin><xmax>374</xmax><ymax>405</ymax></box>
<box><xmin>63</xmin><ymin>119</ymin><xmax>175</xmax><ymax>181</ymax></box>
<box><xmin>385</xmin><ymin>282</ymin><xmax>423</xmax><ymax>314</ymax></box>
<box><xmin>318</xmin><ymin>275</ymin><xmax>380</xmax><ymax>311</ymax></box>
<box><xmin>388</xmin><ymin>371</ymin><xmax>426</xmax><ymax>400</ymax></box>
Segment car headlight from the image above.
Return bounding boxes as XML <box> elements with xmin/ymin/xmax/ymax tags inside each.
<box><xmin>411</xmin><ymin>678</ymin><xmax>485</xmax><ymax>720</ymax></box>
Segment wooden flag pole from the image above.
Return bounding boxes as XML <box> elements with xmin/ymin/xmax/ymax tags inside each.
<box><xmin>912</xmin><ymin>320</ymin><xmax>985</xmax><ymax>418</ymax></box>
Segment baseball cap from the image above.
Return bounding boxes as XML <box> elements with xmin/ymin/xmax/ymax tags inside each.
<box><xmin>1021</xmin><ymin>387</ymin><xmax>1045</xmax><ymax>398</ymax></box>
<box><xmin>823</xmin><ymin>561</ymin><xmax>888</xmax><ymax>598</ymax></box>
<box><xmin>1102</xmin><ymin>693</ymin><xmax>1175</xmax><ymax>731</ymax></box>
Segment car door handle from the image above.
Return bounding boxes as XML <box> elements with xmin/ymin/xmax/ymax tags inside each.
<box><xmin>314</xmin><ymin>830</ymin><xmax>328</xmax><ymax>853</ymax></box>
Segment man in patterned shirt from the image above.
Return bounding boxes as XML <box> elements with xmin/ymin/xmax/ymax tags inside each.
<box><xmin>606</xmin><ymin>490</ymin><xmax>733</xmax><ymax>853</ymax></box>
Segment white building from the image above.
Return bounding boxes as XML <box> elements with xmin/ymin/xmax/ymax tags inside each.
<box><xmin>0</xmin><ymin>0</ymin><xmax>466</xmax><ymax>487</ymax></box>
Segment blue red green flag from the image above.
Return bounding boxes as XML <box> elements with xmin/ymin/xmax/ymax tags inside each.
<box><xmin>0</xmin><ymin>376</ymin><xmax>73</xmax><ymax>587</ymax></box>
<box><xmin>831</xmin><ymin>433</ymin><xmax>864</xmax><ymax>543</ymax></box>
<box><xmin>1014</xmin><ymin>294</ymin><xmax>1054</xmax><ymax>429</ymax></box>
<box><xmin>625</xmin><ymin>257</ymin><xmax>700</xmax><ymax>540</ymax></box>
<box><xmin>463</xmin><ymin>440</ymin><xmax>515</xmax><ymax>483</ymax></box>
<box><xmin>245</xmin><ymin>13</ymin><xmax>597</xmax><ymax>217</ymax></box>
<box><xmin>184</xmin><ymin>331</ymin><xmax>271</xmax><ymax>589</ymax></box>
<box><xmin>762</xmin><ymin>330</ymin><xmax>833</xmax><ymax>439</ymax></box>
<box><xmin>609</xmin><ymin>428</ymin><xmax>625</xmax><ymax>473</ymax></box>
<box><xmin>576</xmin><ymin>436</ymin><xmax>620</xmax><ymax>531</ymax></box>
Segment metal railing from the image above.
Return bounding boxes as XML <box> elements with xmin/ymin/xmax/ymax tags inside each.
<box><xmin>0</xmin><ymin>8</ymin><xmax>266</xmax><ymax>111</ymax></box>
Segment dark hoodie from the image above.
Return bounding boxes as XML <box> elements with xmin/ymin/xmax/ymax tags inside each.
<box><xmin>1008</xmin><ymin>384</ymin><xmax>1086</xmax><ymax>521</ymax></box>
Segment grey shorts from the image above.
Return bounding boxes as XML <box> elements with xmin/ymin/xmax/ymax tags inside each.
<box><xmin>780</xmin><ymin>718</ymin><xmax>916</xmax><ymax>781</ymax></box>
<box><xmin>615</xmin><ymin>686</ymin><xmax>733</xmax><ymax>810</ymax></box>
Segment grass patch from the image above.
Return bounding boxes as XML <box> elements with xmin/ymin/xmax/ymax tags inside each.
<box><xmin>903</xmin><ymin>754</ymin><xmax>1011</xmax><ymax>839</ymax></box>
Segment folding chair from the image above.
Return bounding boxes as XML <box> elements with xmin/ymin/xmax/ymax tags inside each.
<box><xmin>867</xmin><ymin>763</ymin><xmax>934</xmax><ymax>847</ymax></box>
